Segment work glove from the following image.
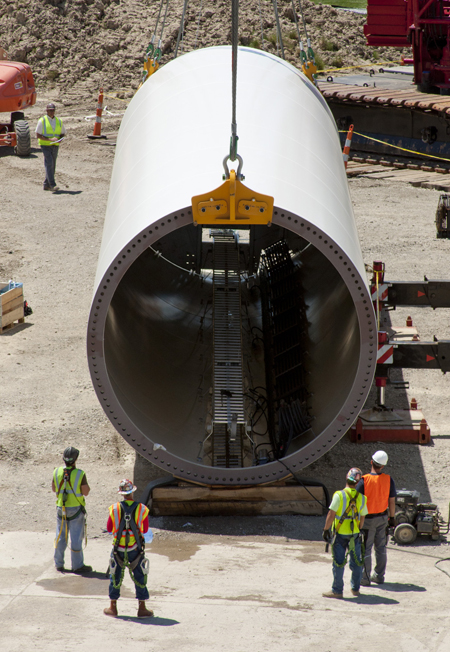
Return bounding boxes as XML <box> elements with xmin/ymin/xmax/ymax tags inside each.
<box><xmin>388</xmin><ymin>516</ymin><xmax>396</xmax><ymax>528</ymax></box>
<box><xmin>322</xmin><ymin>529</ymin><xmax>332</xmax><ymax>543</ymax></box>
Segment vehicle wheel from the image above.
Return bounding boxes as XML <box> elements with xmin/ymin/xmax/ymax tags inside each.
<box><xmin>394</xmin><ymin>523</ymin><xmax>417</xmax><ymax>545</ymax></box>
<box><xmin>14</xmin><ymin>120</ymin><xmax>31</xmax><ymax>157</ymax></box>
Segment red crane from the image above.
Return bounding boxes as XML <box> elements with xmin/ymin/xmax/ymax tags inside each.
<box><xmin>365</xmin><ymin>0</ymin><xmax>450</xmax><ymax>92</ymax></box>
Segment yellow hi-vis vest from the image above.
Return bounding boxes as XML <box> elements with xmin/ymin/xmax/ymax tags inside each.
<box><xmin>333</xmin><ymin>488</ymin><xmax>366</xmax><ymax>535</ymax></box>
<box><xmin>53</xmin><ymin>466</ymin><xmax>86</xmax><ymax>508</ymax></box>
<box><xmin>109</xmin><ymin>501</ymin><xmax>149</xmax><ymax>550</ymax></box>
<box><xmin>38</xmin><ymin>115</ymin><xmax>63</xmax><ymax>146</ymax></box>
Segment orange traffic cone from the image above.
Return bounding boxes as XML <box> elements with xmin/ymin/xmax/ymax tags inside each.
<box><xmin>88</xmin><ymin>88</ymin><xmax>107</xmax><ymax>140</ymax></box>
<box><xmin>343</xmin><ymin>124</ymin><xmax>354</xmax><ymax>170</ymax></box>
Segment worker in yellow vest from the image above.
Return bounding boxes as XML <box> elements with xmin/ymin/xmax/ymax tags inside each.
<box><xmin>104</xmin><ymin>479</ymin><xmax>153</xmax><ymax>618</ymax></box>
<box><xmin>322</xmin><ymin>467</ymin><xmax>368</xmax><ymax>599</ymax></box>
<box><xmin>52</xmin><ymin>446</ymin><xmax>91</xmax><ymax>573</ymax></box>
<box><xmin>35</xmin><ymin>102</ymin><xmax>66</xmax><ymax>192</ymax></box>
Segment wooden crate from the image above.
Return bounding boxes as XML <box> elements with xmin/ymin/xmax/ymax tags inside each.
<box><xmin>0</xmin><ymin>282</ymin><xmax>24</xmax><ymax>332</ymax></box>
<box><xmin>151</xmin><ymin>482</ymin><xmax>325</xmax><ymax>517</ymax></box>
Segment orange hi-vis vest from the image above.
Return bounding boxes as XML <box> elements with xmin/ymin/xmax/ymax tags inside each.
<box><xmin>109</xmin><ymin>501</ymin><xmax>149</xmax><ymax>550</ymax></box>
<box><xmin>363</xmin><ymin>473</ymin><xmax>390</xmax><ymax>514</ymax></box>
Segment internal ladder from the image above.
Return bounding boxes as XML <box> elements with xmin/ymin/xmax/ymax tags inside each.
<box><xmin>211</xmin><ymin>230</ymin><xmax>246</xmax><ymax>468</ymax></box>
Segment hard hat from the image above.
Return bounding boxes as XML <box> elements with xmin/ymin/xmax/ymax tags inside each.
<box><xmin>118</xmin><ymin>479</ymin><xmax>137</xmax><ymax>495</ymax></box>
<box><xmin>346</xmin><ymin>467</ymin><xmax>362</xmax><ymax>484</ymax></box>
<box><xmin>372</xmin><ymin>450</ymin><xmax>388</xmax><ymax>466</ymax></box>
<box><xmin>63</xmin><ymin>446</ymin><xmax>79</xmax><ymax>464</ymax></box>
<box><xmin>46</xmin><ymin>102</ymin><xmax>56</xmax><ymax>110</ymax></box>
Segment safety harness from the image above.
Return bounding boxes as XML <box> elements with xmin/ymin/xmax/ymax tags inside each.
<box><xmin>109</xmin><ymin>502</ymin><xmax>149</xmax><ymax>590</ymax></box>
<box><xmin>331</xmin><ymin>488</ymin><xmax>365</xmax><ymax>568</ymax></box>
<box><xmin>54</xmin><ymin>467</ymin><xmax>87</xmax><ymax>551</ymax></box>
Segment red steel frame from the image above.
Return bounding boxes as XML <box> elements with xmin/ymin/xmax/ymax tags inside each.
<box><xmin>365</xmin><ymin>0</ymin><xmax>450</xmax><ymax>90</ymax></box>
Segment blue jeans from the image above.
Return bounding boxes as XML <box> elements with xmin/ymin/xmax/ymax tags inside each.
<box><xmin>332</xmin><ymin>533</ymin><xmax>363</xmax><ymax>594</ymax></box>
<box><xmin>54</xmin><ymin>506</ymin><xmax>86</xmax><ymax>570</ymax></box>
<box><xmin>109</xmin><ymin>548</ymin><xmax>149</xmax><ymax>601</ymax></box>
<box><xmin>41</xmin><ymin>145</ymin><xmax>59</xmax><ymax>188</ymax></box>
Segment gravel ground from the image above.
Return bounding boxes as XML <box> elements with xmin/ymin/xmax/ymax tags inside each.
<box><xmin>1</xmin><ymin>89</ymin><xmax>450</xmax><ymax>540</ymax></box>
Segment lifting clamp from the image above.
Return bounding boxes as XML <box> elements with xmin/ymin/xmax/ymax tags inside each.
<box><xmin>191</xmin><ymin>155</ymin><xmax>274</xmax><ymax>226</ymax></box>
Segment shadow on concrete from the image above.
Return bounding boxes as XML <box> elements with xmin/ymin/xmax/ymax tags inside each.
<box><xmin>370</xmin><ymin>582</ymin><xmax>426</xmax><ymax>593</ymax></box>
<box><xmin>350</xmin><ymin>594</ymin><xmax>400</xmax><ymax>605</ymax></box>
<box><xmin>114</xmin><ymin>615</ymin><xmax>179</xmax><ymax>626</ymax></box>
<box><xmin>53</xmin><ymin>189</ymin><xmax>82</xmax><ymax>195</ymax></box>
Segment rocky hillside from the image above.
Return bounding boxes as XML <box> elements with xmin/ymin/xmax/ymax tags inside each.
<box><xmin>0</xmin><ymin>0</ymin><xmax>406</xmax><ymax>95</ymax></box>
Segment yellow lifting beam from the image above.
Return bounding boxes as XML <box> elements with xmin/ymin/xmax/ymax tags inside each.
<box><xmin>191</xmin><ymin>169</ymin><xmax>274</xmax><ymax>226</ymax></box>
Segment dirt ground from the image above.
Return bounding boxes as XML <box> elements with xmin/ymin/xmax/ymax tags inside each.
<box><xmin>1</xmin><ymin>70</ymin><xmax>450</xmax><ymax>649</ymax></box>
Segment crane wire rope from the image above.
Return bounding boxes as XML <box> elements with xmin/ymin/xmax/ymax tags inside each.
<box><xmin>159</xmin><ymin>0</ymin><xmax>170</xmax><ymax>51</ymax></box>
<box><xmin>258</xmin><ymin>0</ymin><xmax>265</xmax><ymax>50</ymax></box>
<box><xmin>194</xmin><ymin>0</ymin><xmax>204</xmax><ymax>49</ymax></box>
<box><xmin>230</xmin><ymin>0</ymin><xmax>239</xmax><ymax>163</ymax></box>
<box><xmin>151</xmin><ymin>0</ymin><xmax>165</xmax><ymax>46</ymax></box>
<box><xmin>174</xmin><ymin>0</ymin><xmax>189</xmax><ymax>58</ymax></box>
<box><xmin>272</xmin><ymin>0</ymin><xmax>285</xmax><ymax>60</ymax></box>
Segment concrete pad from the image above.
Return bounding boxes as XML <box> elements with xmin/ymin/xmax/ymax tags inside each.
<box><xmin>1</xmin><ymin>530</ymin><xmax>450</xmax><ymax>651</ymax></box>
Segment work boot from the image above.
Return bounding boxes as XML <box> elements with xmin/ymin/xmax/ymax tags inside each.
<box><xmin>137</xmin><ymin>601</ymin><xmax>154</xmax><ymax>618</ymax></box>
<box><xmin>351</xmin><ymin>589</ymin><xmax>360</xmax><ymax>597</ymax></box>
<box><xmin>322</xmin><ymin>591</ymin><xmax>343</xmax><ymax>599</ymax></box>
<box><xmin>73</xmin><ymin>564</ymin><xmax>93</xmax><ymax>574</ymax></box>
<box><xmin>104</xmin><ymin>600</ymin><xmax>118</xmax><ymax>617</ymax></box>
<box><xmin>371</xmin><ymin>573</ymin><xmax>384</xmax><ymax>584</ymax></box>
<box><xmin>360</xmin><ymin>577</ymin><xmax>371</xmax><ymax>587</ymax></box>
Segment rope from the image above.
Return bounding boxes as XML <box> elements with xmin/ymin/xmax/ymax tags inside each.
<box><xmin>320</xmin><ymin>60</ymin><xmax>402</xmax><ymax>74</ymax></box>
<box><xmin>342</xmin><ymin>129</ymin><xmax>450</xmax><ymax>163</ymax></box>
<box><xmin>230</xmin><ymin>0</ymin><xmax>239</xmax><ymax>161</ymax></box>
<box><xmin>272</xmin><ymin>0</ymin><xmax>285</xmax><ymax>60</ymax></box>
<box><xmin>174</xmin><ymin>0</ymin><xmax>189</xmax><ymax>58</ymax></box>
<box><xmin>331</xmin><ymin>534</ymin><xmax>365</xmax><ymax>568</ymax></box>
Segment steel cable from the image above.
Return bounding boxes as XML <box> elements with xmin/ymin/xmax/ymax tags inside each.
<box><xmin>272</xmin><ymin>0</ymin><xmax>285</xmax><ymax>60</ymax></box>
<box><xmin>230</xmin><ymin>0</ymin><xmax>239</xmax><ymax>161</ymax></box>
<box><xmin>174</xmin><ymin>0</ymin><xmax>189</xmax><ymax>58</ymax></box>
<box><xmin>194</xmin><ymin>0</ymin><xmax>203</xmax><ymax>49</ymax></box>
<box><xmin>258</xmin><ymin>0</ymin><xmax>265</xmax><ymax>50</ymax></box>
<box><xmin>152</xmin><ymin>0</ymin><xmax>165</xmax><ymax>42</ymax></box>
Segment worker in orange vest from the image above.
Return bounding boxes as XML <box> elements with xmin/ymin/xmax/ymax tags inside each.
<box><xmin>104</xmin><ymin>479</ymin><xmax>153</xmax><ymax>618</ymax></box>
<box><xmin>356</xmin><ymin>450</ymin><xmax>397</xmax><ymax>586</ymax></box>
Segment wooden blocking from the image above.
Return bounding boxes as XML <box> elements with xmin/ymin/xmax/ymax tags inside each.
<box><xmin>151</xmin><ymin>482</ymin><xmax>325</xmax><ymax>517</ymax></box>
<box><xmin>0</xmin><ymin>282</ymin><xmax>25</xmax><ymax>332</ymax></box>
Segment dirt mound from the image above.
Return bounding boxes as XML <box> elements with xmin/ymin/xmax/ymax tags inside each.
<box><xmin>0</xmin><ymin>0</ymin><xmax>405</xmax><ymax>95</ymax></box>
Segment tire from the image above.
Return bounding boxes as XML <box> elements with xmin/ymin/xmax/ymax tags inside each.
<box><xmin>394</xmin><ymin>523</ymin><xmax>417</xmax><ymax>545</ymax></box>
<box><xmin>14</xmin><ymin>120</ymin><xmax>31</xmax><ymax>157</ymax></box>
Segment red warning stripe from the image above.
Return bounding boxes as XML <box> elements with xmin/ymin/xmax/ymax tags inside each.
<box><xmin>377</xmin><ymin>344</ymin><xmax>394</xmax><ymax>364</ymax></box>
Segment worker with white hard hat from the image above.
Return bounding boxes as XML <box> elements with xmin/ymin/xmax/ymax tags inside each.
<box><xmin>356</xmin><ymin>450</ymin><xmax>397</xmax><ymax>586</ymax></box>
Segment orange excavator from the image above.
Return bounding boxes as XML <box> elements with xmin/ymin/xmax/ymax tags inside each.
<box><xmin>0</xmin><ymin>49</ymin><xmax>36</xmax><ymax>156</ymax></box>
